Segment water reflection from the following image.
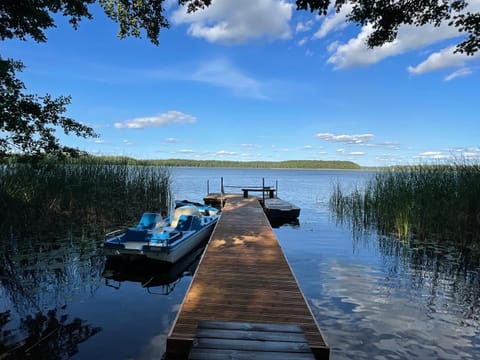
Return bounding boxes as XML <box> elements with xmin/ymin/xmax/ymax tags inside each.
<box><xmin>268</xmin><ymin>217</ymin><xmax>300</xmax><ymax>229</ymax></box>
<box><xmin>298</xmin><ymin>227</ymin><xmax>480</xmax><ymax>360</ymax></box>
<box><xmin>0</xmin><ymin>230</ymin><xmax>105</xmax><ymax>359</ymax></box>
<box><xmin>101</xmin><ymin>243</ymin><xmax>205</xmax><ymax>295</ymax></box>
<box><xmin>0</xmin><ymin>231</ymin><xmax>104</xmax><ymax>315</ymax></box>
<box><xmin>310</xmin><ymin>259</ymin><xmax>479</xmax><ymax>360</ymax></box>
<box><xmin>0</xmin><ymin>308</ymin><xmax>101</xmax><ymax>360</ymax></box>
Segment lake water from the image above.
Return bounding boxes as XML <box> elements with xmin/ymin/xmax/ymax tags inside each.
<box><xmin>1</xmin><ymin>167</ymin><xmax>479</xmax><ymax>359</ymax></box>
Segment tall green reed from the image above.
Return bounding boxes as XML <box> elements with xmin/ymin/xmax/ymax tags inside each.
<box><xmin>330</xmin><ymin>162</ymin><xmax>480</xmax><ymax>245</ymax></box>
<box><xmin>0</xmin><ymin>156</ymin><xmax>172</xmax><ymax>235</ymax></box>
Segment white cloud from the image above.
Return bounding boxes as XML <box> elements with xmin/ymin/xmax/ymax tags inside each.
<box><xmin>316</xmin><ymin>132</ymin><xmax>375</xmax><ymax>144</ymax></box>
<box><xmin>114</xmin><ymin>111</ymin><xmax>196</xmax><ymax>129</ymax></box>
<box><xmin>241</xmin><ymin>143</ymin><xmax>261</xmax><ymax>150</ymax></box>
<box><xmin>172</xmin><ymin>0</ymin><xmax>292</xmax><ymax>44</ymax></box>
<box><xmin>164</xmin><ymin>137</ymin><xmax>178</xmax><ymax>143</ymax></box>
<box><xmin>408</xmin><ymin>46</ymin><xmax>479</xmax><ymax>75</ymax></box>
<box><xmin>216</xmin><ymin>150</ymin><xmax>237</xmax><ymax>156</ymax></box>
<box><xmin>448</xmin><ymin>147</ymin><xmax>480</xmax><ymax>158</ymax></box>
<box><xmin>325</xmin><ymin>1</ymin><xmax>480</xmax><ymax>71</ymax></box>
<box><xmin>298</xmin><ymin>37</ymin><xmax>308</xmax><ymax>46</ymax></box>
<box><xmin>415</xmin><ymin>151</ymin><xmax>450</xmax><ymax>159</ymax></box>
<box><xmin>349</xmin><ymin>151</ymin><xmax>365</xmax><ymax>156</ymax></box>
<box><xmin>191</xmin><ymin>58</ymin><xmax>267</xmax><ymax>99</ymax></box>
<box><xmin>313</xmin><ymin>3</ymin><xmax>353</xmax><ymax>39</ymax></box>
<box><xmin>327</xmin><ymin>21</ymin><xmax>460</xmax><ymax>69</ymax></box>
<box><xmin>296</xmin><ymin>20</ymin><xmax>314</xmax><ymax>33</ymax></box>
<box><xmin>122</xmin><ymin>140</ymin><xmax>135</xmax><ymax>146</ymax></box>
<box><xmin>360</xmin><ymin>141</ymin><xmax>401</xmax><ymax>150</ymax></box>
<box><xmin>444</xmin><ymin>68</ymin><xmax>473</xmax><ymax>81</ymax></box>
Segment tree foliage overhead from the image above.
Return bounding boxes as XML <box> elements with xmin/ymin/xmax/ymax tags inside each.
<box><xmin>0</xmin><ymin>58</ymin><xmax>97</xmax><ymax>157</ymax></box>
<box><xmin>0</xmin><ymin>0</ymin><xmax>211</xmax><ymax>46</ymax></box>
<box><xmin>295</xmin><ymin>0</ymin><xmax>479</xmax><ymax>55</ymax></box>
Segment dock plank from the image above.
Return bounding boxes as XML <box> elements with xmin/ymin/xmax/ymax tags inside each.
<box><xmin>188</xmin><ymin>320</ymin><xmax>315</xmax><ymax>360</ymax></box>
<box><xmin>166</xmin><ymin>196</ymin><xmax>329</xmax><ymax>360</ymax></box>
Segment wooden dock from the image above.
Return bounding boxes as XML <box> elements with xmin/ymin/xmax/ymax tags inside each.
<box><xmin>166</xmin><ymin>196</ymin><xmax>329</xmax><ymax>359</ymax></box>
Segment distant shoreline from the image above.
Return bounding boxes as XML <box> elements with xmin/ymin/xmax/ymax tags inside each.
<box><xmin>89</xmin><ymin>156</ymin><xmax>364</xmax><ymax>170</ymax></box>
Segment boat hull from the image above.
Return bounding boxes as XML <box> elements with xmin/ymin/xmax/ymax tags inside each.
<box><xmin>101</xmin><ymin>243</ymin><xmax>147</xmax><ymax>260</ymax></box>
<box><xmin>143</xmin><ymin>221</ymin><xmax>216</xmax><ymax>263</ymax></box>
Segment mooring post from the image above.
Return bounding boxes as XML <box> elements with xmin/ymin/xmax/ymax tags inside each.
<box><xmin>262</xmin><ymin>177</ymin><xmax>265</xmax><ymax>203</ymax></box>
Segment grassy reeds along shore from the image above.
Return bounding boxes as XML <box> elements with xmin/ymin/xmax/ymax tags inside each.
<box><xmin>0</xmin><ymin>156</ymin><xmax>172</xmax><ymax>234</ymax></box>
<box><xmin>330</xmin><ymin>163</ymin><xmax>480</xmax><ymax>245</ymax></box>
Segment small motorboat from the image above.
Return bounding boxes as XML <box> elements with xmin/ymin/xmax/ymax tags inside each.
<box><xmin>102</xmin><ymin>202</ymin><xmax>219</xmax><ymax>263</ymax></box>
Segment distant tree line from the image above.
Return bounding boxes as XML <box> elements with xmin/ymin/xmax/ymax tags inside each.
<box><xmin>69</xmin><ymin>156</ymin><xmax>362</xmax><ymax>169</ymax></box>
<box><xmin>1</xmin><ymin>155</ymin><xmax>361</xmax><ymax>169</ymax></box>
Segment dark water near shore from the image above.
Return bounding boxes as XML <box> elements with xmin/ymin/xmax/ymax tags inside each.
<box><xmin>1</xmin><ymin>168</ymin><xmax>479</xmax><ymax>359</ymax></box>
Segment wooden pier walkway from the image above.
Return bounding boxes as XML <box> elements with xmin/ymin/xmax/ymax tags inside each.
<box><xmin>166</xmin><ymin>196</ymin><xmax>329</xmax><ymax>359</ymax></box>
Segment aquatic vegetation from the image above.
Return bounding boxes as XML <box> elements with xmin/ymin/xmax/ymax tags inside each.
<box><xmin>330</xmin><ymin>162</ymin><xmax>480</xmax><ymax>245</ymax></box>
<box><xmin>0</xmin><ymin>156</ymin><xmax>172</xmax><ymax>234</ymax></box>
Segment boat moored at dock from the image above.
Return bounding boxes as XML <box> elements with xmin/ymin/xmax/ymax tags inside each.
<box><xmin>101</xmin><ymin>202</ymin><xmax>219</xmax><ymax>263</ymax></box>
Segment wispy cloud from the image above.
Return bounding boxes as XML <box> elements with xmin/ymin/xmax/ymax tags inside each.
<box><xmin>148</xmin><ymin>58</ymin><xmax>269</xmax><ymax>99</ymax></box>
<box><xmin>408</xmin><ymin>46</ymin><xmax>479</xmax><ymax>75</ymax></box>
<box><xmin>172</xmin><ymin>0</ymin><xmax>292</xmax><ymax>44</ymax></box>
<box><xmin>92</xmin><ymin>140</ymin><xmax>110</xmax><ymax>145</ymax></box>
<box><xmin>122</xmin><ymin>140</ymin><xmax>135</xmax><ymax>146</ymax></box>
<box><xmin>191</xmin><ymin>58</ymin><xmax>268</xmax><ymax>99</ymax></box>
<box><xmin>415</xmin><ymin>147</ymin><xmax>480</xmax><ymax>161</ymax></box>
<box><xmin>296</xmin><ymin>20</ymin><xmax>314</xmax><ymax>33</ymax></box>
<box><xmin>114</xmin><ymin>111</ymin><xmax>196</xmax><ymax>129</ymax></box>
<box><xmin>415</xmin><ymin>151</ymin><xmax>450</xmax><ymax>160</ymax></box>
<box><xmin>174</xmin><ymin>149</ymin><xmax>195</xmax><ymax>154</ymax></box>
<box><xmin>241</xmin><ymin>143</ymin><xmax>262</xmax><ymax>150</ymax></box>
<box><xmin>316</xmin><ymin>132</ymin><xmax>375</xmax><ymax>144</ymax></box>
<box><xmin>313</xmin><ymin>3</ymin><xmax>353</xmax><ymax>39</ymax></box>
<box><xmin>216</xmin><ymin>150</ymin><xmax>237</xmax><ymax>156</ymax></box>
<box><xmin>360</xmin><ymin>141</ymin><xmax>401</xmax><ymax>150</ymax></box>
<box><xmin>298</xmin><ymin>37</ymin><xmax>308</xmax><ymax>46</ymax></box>
<box><xmin>444</xmin><ymin>67</ymin><xmax>473</xmax><ymax>81</ymax></box>
<box><xmin>327</xmin><ymin>22</ymin><xmax>459</xmax><ymax>69</ymax></box>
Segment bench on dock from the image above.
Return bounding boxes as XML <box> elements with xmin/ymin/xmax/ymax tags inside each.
<box><xmin>241</xmin><ymin>187</ymin><xmax>276</xmax><ymax>199</ymax></box>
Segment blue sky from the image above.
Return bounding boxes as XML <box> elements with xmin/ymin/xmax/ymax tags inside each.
<box><xmin>4</xmin><ymin>0</ymin><xmax>480</xmax><ymax>166</ymax></box>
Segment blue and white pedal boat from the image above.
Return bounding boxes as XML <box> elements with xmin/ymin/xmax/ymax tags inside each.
<box><xmin>102</xmin><ymin>203</ymin><xmax>219</xmax><ymax>263</ymax></box>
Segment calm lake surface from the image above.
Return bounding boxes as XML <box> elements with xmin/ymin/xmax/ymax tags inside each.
<box><xmin>1</xmin><ymin>167</ymin><xmax>479</xmax><ymax>359</ymax></box>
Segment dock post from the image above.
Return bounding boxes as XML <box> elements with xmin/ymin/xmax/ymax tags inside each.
<box><xmin>262</xmin><ymin>177</ymin><xmax>265</xmax><ymax>204</ymax></box>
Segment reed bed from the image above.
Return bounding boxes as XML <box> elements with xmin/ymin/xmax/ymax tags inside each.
<box><xmin>330</xmin><ymin>162</ymin><xmax>480</xmax><ymax>245</ymax></box>
<box><xmin>0</xmin><ymin>156</ymin><xmax>172</xmax><ymax>234</ymax></box>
